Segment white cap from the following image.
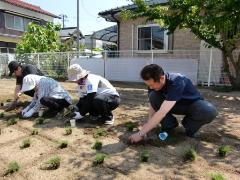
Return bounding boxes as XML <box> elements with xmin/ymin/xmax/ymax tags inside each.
<box><xmin>20</xmin><ymin>74</ymin><xmax>41</xmax><ymax>92</ymax></box>
<box><xmin>67</xmin><ymin>64</ymin><xmax>89</xmax><ymax>81</ymax></box>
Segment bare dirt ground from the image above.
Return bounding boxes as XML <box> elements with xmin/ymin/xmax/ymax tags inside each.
<box><xmin>0</xmin><ymin>79</ymin><xmax>239</xmax><ymax>180</ymax></box>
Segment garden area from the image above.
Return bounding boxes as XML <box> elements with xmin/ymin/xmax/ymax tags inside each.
<box><xmin>0</xmin><ymin>79</ymin><xmax>239</xmax><ymax>180</ymax></box>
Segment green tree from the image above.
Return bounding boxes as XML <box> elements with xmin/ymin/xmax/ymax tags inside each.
<box><xmin>122</xmin><ymin>0</ymin><xmax>240</xmax><ymax>89</ymax></box>
<box><xmin>17</xmin><ymin>22</ymin><xmax>61</xmax><ymax>53</ymax></box>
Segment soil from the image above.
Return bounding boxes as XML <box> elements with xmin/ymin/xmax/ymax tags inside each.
<box><xmin>0</xmin><ymin>79</ymin><xmax>239</xmax><ymax>179</ymax></box>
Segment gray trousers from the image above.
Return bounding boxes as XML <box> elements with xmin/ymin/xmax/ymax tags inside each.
<box><xmin>149</xmin><ymin>91</ymin><xmax>218</xmax><ymax>135</ymax></box>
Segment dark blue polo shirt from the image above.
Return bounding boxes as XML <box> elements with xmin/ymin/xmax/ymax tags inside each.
<box><xmin>151</xmin><ymin>73</ymin><xmax>203</xmax><ymax>104</ymax></box>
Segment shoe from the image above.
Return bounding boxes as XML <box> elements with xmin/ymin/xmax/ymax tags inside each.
<box><xmin>105</xmin><ymin>116</ymin><xmax>115</xmax><ymax>125</ymax></box>
<box><xmin>73</xmin><ymin>112</ymin><xmax>83</xmax><ymax>120</ymax></box>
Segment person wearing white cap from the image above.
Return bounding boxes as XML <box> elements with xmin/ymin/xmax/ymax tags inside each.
<box><xmin>20</xmin><ymin>74</ymin><xmax>72</xmax><ymax>118</ymax></box>
<box><xmin>68</xmin><ymin>64</ymin><xmax>120</xmax><ymax>125</ymax></box>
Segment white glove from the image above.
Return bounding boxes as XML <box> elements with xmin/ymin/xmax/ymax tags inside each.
<box><xmin>73</xmin><ymin>112</ymin><xmax>83</xmax><ymax>120</ymax></box>
<box><xmin>21</xmin><ymin>106</ymin><xmax>30</xmax><ymax>116</ymax></box>
<box><xmin>23</xmin><ymin>108</ymin><xmax>35</xmax><ymax>118</ymax></box>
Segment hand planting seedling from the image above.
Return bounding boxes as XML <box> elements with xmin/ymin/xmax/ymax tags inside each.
<box><xmin>140</xmin><ymin>150</ymin><xmax>150</xmax><ymax>162</ymax></box>
<box><xmin>3</xmin><ymin>161</ymin><xmax>20</xmax><ymax>176</ymax></box>
<box><xmin>184</xmin><ymin>148</ymin><xmax>197</xmax><ymax>162</ymax></box>
<box><xmin>64</xmin><ymin>127</ymin><xmax>72</xmax><ymax>135</ymax></box>
<box><xmin>58</xmin><ymin>140</ymin><xmax>68</xmax><ymax>149</ymax></box>
<box><xmin>92</xmin><ymin>140</ymin><xmax>103</xmax><ymax>150</ymax></box>
<box><xmin>0</xmin><ymin>112</ymin><xmax>4</xmax><ymax>118</ymax></box>
<box><xmin>93</xmin><ymin>153</ymin><xmax>106</xmax><ymax>166</ymax></box>
<box><xmin>125</xmin><ymin>121</ymin><xmax>138</xmax><ymax>131</ymax></box>
<box><xmin>218</xmin><ymin>145</ymin><xmax>231</xmax><ymax>157</ymax></box>
<box><xmin>31</xmin><ymin>128</ymin><xmax>39</xmax><ymax>135</ymax></box>
<box><xmin>20</xmin><ymin>138</ymin><xmax>31</xmax><ymax>149</ymax></box>
<box><xmin>35</xmin><ymin>117</ymin><xmax>45</xmax><ymax>125</ymax></box>
<box><xmin>211</xmin><ymin>173</ymin><xmax>225</xmax><ymax>180</ymax></box>
<box><xmin>40</xmin><ymin>156</ymin><xmax>61</xmax><ymax>170</ymax></box>
<box><xmin>93</xmin><ymin>128</ymin><xmax>108</xmax><ymax>138</ymax></box>
<box><xmin>7</xmin><ymin>118</ymin><xmax>17</xmax><ymax>126</ymax></box>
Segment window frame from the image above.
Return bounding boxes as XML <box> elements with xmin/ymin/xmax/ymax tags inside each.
<box><xmin>137</xmin><ymin>24</ymin><xmax>168</xmax><ymax>52</ymax></box>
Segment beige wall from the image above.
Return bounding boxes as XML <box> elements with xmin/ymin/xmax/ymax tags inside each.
<box><xmin>0</xmin><ymin>1</ymin><xmax>54</xmax><ymax>22</ymax></box>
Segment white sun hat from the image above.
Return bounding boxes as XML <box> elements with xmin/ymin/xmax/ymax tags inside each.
<box><xmin>67</xmin><ymin>64</ymin><xmax>90</xmax><ymax>81</ymax></box>
<box><xmin>20</xmin><ymin>74</ymin><xmax>43</xmax><ymax>92</ymax></box>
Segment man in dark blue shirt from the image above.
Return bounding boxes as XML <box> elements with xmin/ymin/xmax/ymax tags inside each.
<box><xmin>129</xmin><ymin>64</ymin><xmax>217</xmax><ymax>143</ymax></box>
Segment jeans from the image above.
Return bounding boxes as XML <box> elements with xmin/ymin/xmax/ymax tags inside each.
<box><xmin>40</xmin><ymin>97</ymin><xmax>70</xmax><ymax>112</ymax></box>
<box><xmin>149</xmin><ymin>91</ymin><xmax>218</xmax><ymax>135</ymax></box>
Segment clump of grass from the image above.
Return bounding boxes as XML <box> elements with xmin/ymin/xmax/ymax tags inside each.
<box><xmin>58</xmin><ymin>140</ymin><xmax>68</xmax><ymax>149</ymax></box>
<box><xmin>64</xmin><ymin>127</ymin><xmax>72</xmax><ymax>135</ymax></box>
<box><xmin>92</xmin><ymin>140</ymin><xmax>103</xmax><ymax>150</ymax></box>
<box><xmin>0</xmin><ymin>112</ymin><xmax>4</xmax><ymax>118</ymax></box>
<box><xmin>20</xmin><ymin>138</ymin><xmax>31</xmax><ymax>149</ymax></box>
<box><xmin>6</xmin><ymin>99</ymin><xmax>12</xmax><ymax>102</ymax></box>
<box><xmin>211</xmin><ymin>173</ymin><xmax>225</xmax><ymax>180</ymax></box>
<box><xmin>35</xmin><ymin>117</ymin><xmax>45</xmax><ymax>125</ymax></box>
<box><xmin>3</xmin><ymin>161</ymin><xmax>20</xmax><ymax>176</ymax></box>
<box><xmin>125</xmin><ymin>121</ymin><xmax>138</xmax><ymax>131</ymax></box>
<box><xmin>140</xmin><ymin>150</ymin><xmax>150</xmax><ymax>162</ymax></box>
<box><xmin>184</xmin><ymin>148</ymin><xmax>197</xmax><ymax>161</ymax></box>
<box><xmin>40</xmin><ymin>156</ymin><xmax>61</xmax><ymax>170</ymax></box>
<box><xmin>218</xmin><ymin>145</ymin><xmax>231</xmax><ymax>157</ymax></box>
<box><xmin>93</xmin><ymin>128</ymin><xmax>108</xmax><ymax>138</ymax></box>
<box><xmin>93</xmin><ymin>153</ymin><xmax>106</xmax><ymax>165</ymax></box>
<box><xmin>31</xmin><ymin>128</ymin><xmax>39</xmax><ymax>135</ymax></box>
<box><xmin>7</xmin><ymin>118</ymin><xmax>17</xmax><ymax>126</ymax></box>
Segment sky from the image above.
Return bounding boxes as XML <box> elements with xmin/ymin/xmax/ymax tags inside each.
<box><xmin>25</xmin><ymin>0</ymin><xmax>130</xmax><ymax>35</ymax></box>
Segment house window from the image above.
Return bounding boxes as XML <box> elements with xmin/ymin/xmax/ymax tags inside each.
<box><xmin>5</xmin><ymin>14</ymin><xmax>24</xmax><ymax>31</ymax></box>
<box><xmin>138</xmin><ymin>25</ymin><xmax>168</xmax><ymax>51</ymax></box>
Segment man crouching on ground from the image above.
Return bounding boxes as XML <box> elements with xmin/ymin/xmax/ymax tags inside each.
<box><xmin>129</xmin><ymin>64</ymin><xmax>218</xmax><ymax>143</ymax></box>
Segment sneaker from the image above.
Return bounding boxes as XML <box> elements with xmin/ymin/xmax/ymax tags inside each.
<box><xmin>105</xmin><ymin>116</ymin><xmax>115</xmax><ymax>125</ymax></box>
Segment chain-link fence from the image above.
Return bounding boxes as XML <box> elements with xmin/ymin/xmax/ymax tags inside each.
<box><xmin>0</xmin><ymin>49</ymin><xmax>238</xmax><ymax>86</ymax></box>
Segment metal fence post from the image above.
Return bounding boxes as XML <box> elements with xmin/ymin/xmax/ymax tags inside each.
<box><xmin>207</xmin><ymin>48</ymin><xmax>213</xmax><ymax>87</ymax></box>
<box><xmin>67</xmin><ymin>52</ymin><xmax>70</xmax><ymax>67</ymax></box>
<box><xmin>151</xmin><ymin>51</ymin><xmax>154</xmax><ymax>64</ymax></box>
<box><xmin>37</xmin><ymin>53</ymin><xmax>40</xmax><ymax>69</ymax></box>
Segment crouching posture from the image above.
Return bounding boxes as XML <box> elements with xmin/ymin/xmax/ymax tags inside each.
<box><xmin>20</xmin><ymin>75</ymin><xmax>72</xmax><ymax>118</ymax></box>
<box><xmin>68</xmin><ymin>64</ymin><xmax>120</xmax><ymax>125</ymax></box>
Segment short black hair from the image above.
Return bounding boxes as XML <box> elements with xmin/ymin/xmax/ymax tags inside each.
<box><xmin>140</xmin><ymin>64</ymin><xmax>164</xmax><ymax>82</ymax></box>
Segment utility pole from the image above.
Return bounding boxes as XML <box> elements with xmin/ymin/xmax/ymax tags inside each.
<box><xmin>77</xmin><ymin>0</ymin><xmax>80</xmax><ymax>53</ymax></box>
<box><xmin>59</xmin><ymin>14</ymin><xmax>68</xmax><ymax>28</ymax></box>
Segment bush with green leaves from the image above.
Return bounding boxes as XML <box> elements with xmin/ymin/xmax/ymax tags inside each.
<box><xmin>211</xmin><ymin>173</ymin><xmax>225</xmax><ymax>180</ymax></box>
<box><xmin>58</xmin><ymin>140</ymin><xmax>68</xmax><ymax>149</ymax></box>
<box><xmin>20</xmin><ymin>138</ymin><xmax>31</xmax><ymax>149</ymax></box>
<box><xmin>92</xmin><ymin>140</ymin><xmax>103</xmax><ymax>150</ymax></box>
<box><xmin>218</xmin><ymin>146</ymin><xmax>231</xmax><ymax>157</ymax></box>
<box><xmin>93</xmin><ymin>153</ymin><xmax>106</xmax><ymax>165</ymax></box>
<box><xmin>3</xmin><ymin>161</ymin><xmax>20</xmax><ymax>176</ymax></box>
<box><xmin>64</xmin><ymin>127</ymin><xmax>72</xmax><ymax>135</ymax></box>
<box><xmin>40</xmin><ymin>156</ymin><xmax>61</xmax><ymax>170</ymax></box>
<box><xmin>93</xmin><ymin>128</ymin><xmax>108</xmax><ymax>138</ymax></box>
<box><xmin>140</xmin><ymin>150</ymin><xmax>150</xmax><ymax>162</ymax></box>
<box><xmin>7</xmin><ymin>118</ymin><xmax>17</xmax><ymax>126</ymax></box>
<box><xmin>184</xmin><ymin>148</ymin><xmax>197</xmax><ymax>161</ymax></box>
<box><xmin>0</xmin><ymin>112</ymin><xmax>4</xmax><ymax>118</ymax></box>
<box><xmin>31</xmin><ymin>128</ymin><xmax>39</xmax><ymax>135</ymax></box>
<box><xmin>125</xmin><ymin>121</ymin><xmax>138</xmax><ymax>131</ymax></box>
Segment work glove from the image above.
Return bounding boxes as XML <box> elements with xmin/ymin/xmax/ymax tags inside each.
<box><xmin>23</xmin><ymin>108</ymin><xmax>35</xmax><ymax>118</ymax></box>
<box><xmin>5</xmin><ymin>101</ymin><xmax>17</xmax><ymax>112</ymax></box>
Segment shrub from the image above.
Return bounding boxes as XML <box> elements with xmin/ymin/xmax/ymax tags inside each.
<box><xmin>0</xmin><ymin>112</ymin><xmax>4</xmax><ymax>118</ymax></box>
<box><xmin>184</xmin><ymin>148</ymin><xmax>197</xmax><ymax>161</ymax></box>
<box><xmin>35</xmin><ymin>117</ymin><xmax>45</xmax><ymax>125</ymax></box>
<box><xmin>93</xmin><ymin>128</ymin><xmax>107</xmax><ymax>138</ymax></box>
<box><xmin>93</xmin><ymin>153</ymin><xmax>106</xmax><ymax>165</ymax></box>
<box><xmin>64</xmin><ymin>127</ymin><xmax>72</xmax><ymax>135</ymax></box>
<box><xmin>140</xmin><ymin>150</ymin><xmax>150</xmax><ymax>162</ymax></box>
<box><xmin>40</xmin><ymin>156</ymin><xmax>61</xmax><ymax>170</ymax></box>
<box><xmin>211</xmin><ymin>173</ymin><xmax>225</xmax><ymax>180</ymax></box>
<box><xmin>125</xmin><ymin>121</ymin><xmax>138</xmax><ymax>131</ymax></box>
<box><xmin>7</xmin><ymin>118</ymin><xmax>17</xmax><ymax>126</ymax></box>
<box><xmin>92</xmin><ymin>140</ymin><xmax>103</xmax><ymax>150</ymax></box>
<box><xmin>3</xmin><ymin>161</ymin><xmax>20</xmax><ymax>176</ymax></box>
<box><xmin>20</xmin><ymin>138</ymin><xmax>31</xmax><ymax>149</ymax></box>
<box><xmin>31</xmin><ymin>128</ymin><xmax>39</xmax><ymax>135</ymax></box>
<box><xmin>58</xmin><ymin>140</ymin><xmax>68</xmax><ymax>149</ymax></box>
<box><xmin>218</xmin><ymin>146</ymin><xmax>231</xmax><ymax>157</ymax></box>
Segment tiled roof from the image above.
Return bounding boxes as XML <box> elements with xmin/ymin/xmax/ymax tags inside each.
<box><xmin>2</xmin><ymin>0</ymin><xmax>59</xmax><ymax>18</ymax></box>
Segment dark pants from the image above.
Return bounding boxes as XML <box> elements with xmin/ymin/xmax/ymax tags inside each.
<box><xmin>40</xmin><ymin>97</ymin><xmax>70</xmax><ymax>112</ymax></box>
<box><xmin>76</xmin><ymin>94</ymin><xmax>120</xmax><ymax>120</ymax></box>
<box><xmin>24</xmin><ymin>89</ymin><xmax>35</xmax><ymax>97</ymax></box>
<box><xmin>149</xmin><ymin>91</ymin><xmax>218</xmax><ymax>135</ymax></box>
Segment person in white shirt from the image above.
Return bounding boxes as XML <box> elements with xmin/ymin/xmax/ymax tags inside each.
<box><xmin>68</xmin><ymin>64</ymin><xmax>120</xmax><ymax>125</ymax></box>
<box><xmin>19</xmin><ymin>75</ymin><xmax>72</xmax><ymax>118</ymax></box>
